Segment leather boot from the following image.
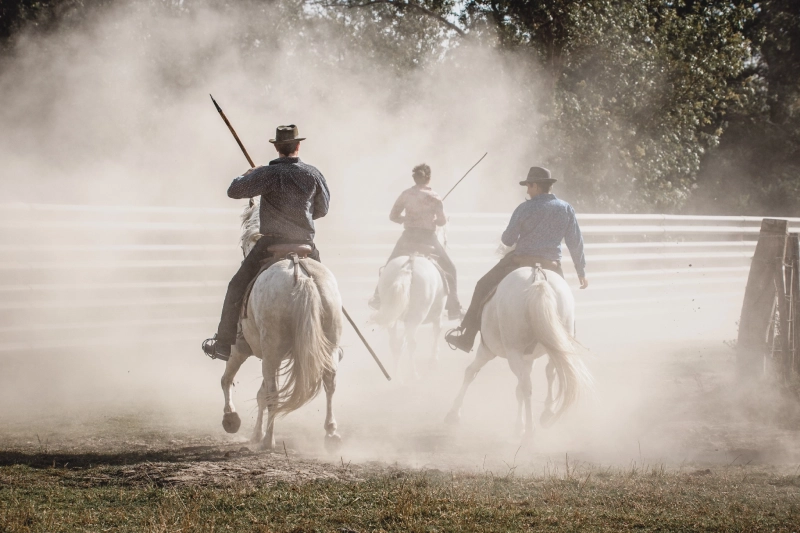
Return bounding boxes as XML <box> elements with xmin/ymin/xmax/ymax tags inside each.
<box><xmin>445</xmin><ymin>327</ymin><xmax>477</xmax><ymax>353</ymax></box>
<box><xmin>202</xmin><ymin>334</ymin><xmax>231</xmax><ymax>361</ymax></box>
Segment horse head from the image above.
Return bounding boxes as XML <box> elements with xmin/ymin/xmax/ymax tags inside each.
<box><xmin>240</xmin><ymin>197</ymin><xmax>262</xmax><ymax>257</ymax></box>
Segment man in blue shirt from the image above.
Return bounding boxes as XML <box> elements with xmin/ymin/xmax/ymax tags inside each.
<box><xmin>445</xmin><ymin>167</ymin><xmax>588</xmax><ymax>353</ymax></box>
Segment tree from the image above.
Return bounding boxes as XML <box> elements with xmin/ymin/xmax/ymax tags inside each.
<box><xmin>690</xmin><ymin>0</ymin><xmax>800</xmax><ymax>215</ymax></box>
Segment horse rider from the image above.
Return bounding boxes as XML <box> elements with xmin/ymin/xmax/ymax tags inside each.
<box><xmin>368</xmin><ymin>163</ymin><xmax>463</xmax><ymax>320</ymax></box>
<box><xmin>445</xmin><ymin>166</ymin><xmax>588</xmax><ymax>353</ymax></box>
<box><xmin>202</xmin><ymin>125</ymin><xmax>330</xmax><ymax>361</ymax></box>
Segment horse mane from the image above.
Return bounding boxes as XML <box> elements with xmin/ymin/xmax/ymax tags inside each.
<box><xmin>240</xmin><ymin>197</ymin><xmax>262</xmax><ymax>250</ymax></box>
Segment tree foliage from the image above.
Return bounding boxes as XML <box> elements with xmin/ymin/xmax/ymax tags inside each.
<box><xmin>688</xmin><ymin>0</ymin><xmax>800</xmax><ymax>215</ymax></box>
<box><xmin>1</xmin><ymin>0</ymin><xmax>798</xmax><ymax>214</ymax></box>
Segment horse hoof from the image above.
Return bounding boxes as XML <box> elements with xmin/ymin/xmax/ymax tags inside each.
<box><xmin>222</xmin><ymin>412</ymin><xmax>242</xmax><ymax>434</ymax></box>
<box><xmin>521</xmin><ymin>430</ymin><xmax>535</xmax><ymax>446</ymax></box>
<box><xmin>325</xmin><ymin>433</ymin><xmax>342</xmax><ymax>453</ymax></box>
<box><xmin>444</xmin><ymin>410</ymin><xmax>460</xmax><ymax>425</ymax></box>
<box><xmin>255</xmin><ymin>438</ymin><xmax>276</xmax><ymax>452</ymax></box>
<box><xmin>539</xmin><ymin>409</ymin><xmax>555</xmax><ymax>428</ymax></box>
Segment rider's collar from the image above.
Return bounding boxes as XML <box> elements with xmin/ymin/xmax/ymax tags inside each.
<box><xmin>269</xmin><ymin>156</ymin><xmax>300</xmax><ymax>165</ymax></box>
<box><xmin>528</xmin><ymin>193</ymin><xmax>556</xmax><ymax>201</ymax></box>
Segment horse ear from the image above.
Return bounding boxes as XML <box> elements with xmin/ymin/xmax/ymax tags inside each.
<box><xmin>248</xmin><ymin>197</ymin><xmax>255</xmax><ymax>208</ymax></box>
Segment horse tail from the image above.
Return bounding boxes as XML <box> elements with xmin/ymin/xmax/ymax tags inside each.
<box><xmin>272</xmin><ymin>274</ymin><xmax>334</xmax><ymax>418</ymax></box>
<box><xmin>373</xmin><ymin>259</ymin><xmax>413</xmax><ymax>326</ymax></box>
<box><xmin>526</xmin><ymin>276</ymin><xmax>591</xmax><ymax>420</ymax></box>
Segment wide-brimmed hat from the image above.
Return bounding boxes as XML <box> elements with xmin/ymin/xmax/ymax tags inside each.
<box><xmin>269</xmin><ymin>125</ymin><xmax>306</xmax><ymax>145</ymax></box>
<box><xmin>519</xmin><ymin>166</ymin><xmax>557</xmax><ymax>186</ymax></box>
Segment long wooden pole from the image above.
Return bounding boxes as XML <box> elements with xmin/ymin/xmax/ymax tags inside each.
<box><xmin>342</xmin><ymin>307</ymin><xmax>391</xmax><ymax>380</ymax></box>
<box><xmin>210</xmin><ymin>95</ymin><xmax>255</xmax><ymax>168</ymax></box>
<box><xmin>442</xmin><ymin>152</ymin><xmax>487</xmax><ymax>202</ymax></box>
<box><xmin>210</xmin><ymin>95</ymin><xmax>391</xmax><ymax>381</ymax></box>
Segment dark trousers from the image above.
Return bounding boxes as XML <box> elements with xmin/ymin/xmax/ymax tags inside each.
<box><xmin>461</xmin><ymin>253</ymin><xmax>563</xmax><ymax>333</ymax></box>
<box><xmin>216</xmin><ymin>236</ymin><xmax>320</xmax><ymax>346</ymax></box>
<box><xmin>386</xmin><ymin>229</ymin><xmax>461</xmax><ymax>311</ymax></box>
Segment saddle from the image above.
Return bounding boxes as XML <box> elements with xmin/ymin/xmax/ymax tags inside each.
<box><xmin>512</xmin><ymin>255</ymin><xmax>560</xmax><ymax>271</ymax></box>
<box><xmin>390</xmin><ymin>252</ymin><xmax>450</xmax><ymax>296</ymax></box>
<box><xmin>480</xmin><ymin>261</ymin><xmax>555</xmax><ymax>318</ymax></box>
<box><xmin>240</xmin><ymin>243</ymin><xmax>314</xmax><ymax>319</ymax></box>
<box><xmin>266</xmin><ymin>243</ymin><xmax>312</xmax><ymax>258</ymax></box>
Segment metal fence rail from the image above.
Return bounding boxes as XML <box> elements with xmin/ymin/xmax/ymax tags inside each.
<box><xmin>2</xmin><ymin>202</ymin><xmax>798</xmax><ymax>353</ymax></box>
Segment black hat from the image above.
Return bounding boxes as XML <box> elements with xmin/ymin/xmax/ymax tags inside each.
<box><xmin>269</xmin><ymin>125</ymin><xmax>306</xmax><ymax>144</ymax></box>
<box><xmin>519</xmin><ymin>166</ymin><xmax>557</xmax><ymax>186</ymax></box>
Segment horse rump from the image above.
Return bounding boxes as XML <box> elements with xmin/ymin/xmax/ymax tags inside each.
<box><xmin>271</xmin><ymin>274</ymin><xmax>335</xmax><ymax>417</ymax></box>
<box><xmin>372</xmin><ymin>258</ymin><xmax>413</xmax><ymax>326</ymax></box>
<box><xmin>526</xmin><ymin>277</ymin><xmax>591</xmax><ymax>419</ymax></box>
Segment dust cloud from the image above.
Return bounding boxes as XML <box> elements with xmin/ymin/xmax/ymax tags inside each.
<box><xmin>0</xmin><ymin>0</ymin><xmax>539</xmax><ymax>213</ymax></box>
<box><xmin>0</xmin><ymin>0</ymin><xmax>798</xmax><ymax>474</ymax></box>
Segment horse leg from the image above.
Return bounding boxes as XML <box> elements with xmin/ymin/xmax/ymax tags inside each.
<box><xmin>515</xmin><ymin>382</ymin><xmax>525</xmax><ymax>437</ymax></box>
<box><xmin>508</xmin><ymin>354</ymin><xmax>535</xmax><ymax>441</ymax></box>
<box><xmin>389</xmin><ymin>323</ymin><xmax>402</xmax><ymax>376</ymax></box>
<box><xmin>251</xmin><ymin>379</ymin><xmax>267</xmax><ymax>444</ymax></box>
<box><xmin>405</xmin><ymin>322</ymin><xmax>420</xmax><ymax>380</ymax></box>
<box><xmin>540</xmin><ymin>357</ymin><xmax>557</xmax><ymax>427</ymax></box>
<box><xmin>260</xmin><ymin>359</ymin><xmax>279</xmax><ymax>451</ymax></box>
<box><xmin>430</xmin><ymin>317</ymin><xmax>442</xmax><ymax>365</ymax></box>
<box><xmin>322</xmin><ymin>368</ymin><xmax>341</xmax><ymax>452</ymax></box>
<box><xmin>220</xmin><ymin>350</ymin><xmax>249</xmax><ymax>434</ymax></box>
<box><xmin>445</xmin><ymin>342</ymin><xmax>495</xmax><ymax>424</ymax></box>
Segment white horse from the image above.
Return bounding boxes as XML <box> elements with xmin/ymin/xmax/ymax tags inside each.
<box><xmin>372</xmin><ymin>254</ymin><xmax>447</xmax><ymax>380</ymax></box>
<box><xmin>446</xmin><ymin>266</ymin><xmax>592</xmax><ymax>438</ymax></box>
<box><xmin>220</xmin><ymin>198</ymin><xmax>344</xmax><ymax>451</ymax></box>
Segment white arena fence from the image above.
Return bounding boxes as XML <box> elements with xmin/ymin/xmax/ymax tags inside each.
<box><xmin>1</xmin><ymin>203</ymin><xmax>799</xmax><ymax>353</ymax></box>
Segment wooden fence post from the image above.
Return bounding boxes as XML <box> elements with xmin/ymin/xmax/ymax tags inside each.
<box><xmin>788</xmin><ymin>234</ymin><xmax>800</xmax><ymax>381</ymax></box>
<box><xmin>737</xmin><ymin>218</ymin><xmax>788</xmax><ymax>378</ymax></box>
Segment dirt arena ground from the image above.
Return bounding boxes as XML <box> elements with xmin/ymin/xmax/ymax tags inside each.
<box><xmin>1</xmin><ymin>298</ymin><xmax>799</xmax><ymax>530</ymax></box>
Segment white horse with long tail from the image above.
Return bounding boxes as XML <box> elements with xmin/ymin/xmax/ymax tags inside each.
<box><xmin>446</xmin><ymin>266</ymin><xmax>592</xmax><ymax>438</ymax></box>
<box><xmin>220</xmin><ymin>198</ymin><xmax>344</xmax><ymax>451</ymax></box>
<box><xmin>372</xmin><ymin>254</ymin><xmax>447</xmax><ymax>380</ymax></box>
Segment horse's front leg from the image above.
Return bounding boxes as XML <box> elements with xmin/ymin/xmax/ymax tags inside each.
<box><xmin>221</xmin><ymin>349</ymin><xmax>249</xmax><ymax>434</ymax></box>
<box><xmin>389</xmin><ymin>323</ymin><xmax>403</xmax><ymax>375</ymax></box>
<box><xmin>430</xmin><ymin>317</ymin><xmax>442</xmax><ymax>365</ymax></box>
<box><xmin>445</xmin><ymin>342</ymin><xmax>494</xmax><ymax>424</ymax></box>
<box><xmin>515</xmin><ymin>383</ymin><xmax>525</xmax><ymax>436</ymax></box>
<box><xmin>540</xmin><ymin>357</ymin><xmax>557</xmax><ymax>427</ymax></box>
<box><xmin>322</xmin><ymin>367</ymin><xmax>341</xmax><ymax>452</ymax></box>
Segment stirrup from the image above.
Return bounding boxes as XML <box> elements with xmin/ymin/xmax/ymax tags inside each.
<box><xmin>202</xmin><ymin>335</ymin><xmax>230</xmax><ymax>362</ymax></box>
<box><xmin>444</xmin><ymin>327</ymin><xmax>465</xmax><ymax>351</ymax></box>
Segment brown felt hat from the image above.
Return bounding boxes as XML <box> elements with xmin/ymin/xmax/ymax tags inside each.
<box><xmin>519</xmin><ymin>166</ymin><xmax>556</xmax><ymax>186</ymax></box>
<box><xmin>269</xmin><ymin>125</ymin><xmax>306</xmax><ymax>145</ymax></box>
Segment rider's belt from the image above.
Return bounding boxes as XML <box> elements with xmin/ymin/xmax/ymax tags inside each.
<box><xmin>267</xmin><ymin>243</ymin><xmax>313</xmax><ymax>259</ymax></box>
<box><xmin>512</xmin><ymin>255</ymin><xmax>560</xmax><ymax>270</ymax></box>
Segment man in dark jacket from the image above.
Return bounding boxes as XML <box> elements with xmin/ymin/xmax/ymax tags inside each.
<box><xmin>445</xmin><ymin>166</ymin><xmax>588</xmax><ymax>353</ymax></box>
<box><xmin>368</xmin><ymin>163</ymin><xmax>462</xmax><ymax>319</ymax></box>
<box><xmin>202</xmin><ymin>125</ymin><xmax>330</xmax><ymax>361</ymax></box>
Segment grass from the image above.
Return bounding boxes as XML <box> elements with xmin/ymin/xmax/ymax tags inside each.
<box><xmin>1</xmin><ymin>456</ymin><xmax>799</xmax><ymax>532</ymax></box>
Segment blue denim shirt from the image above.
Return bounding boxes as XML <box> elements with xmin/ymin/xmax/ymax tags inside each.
<box><xmin>501</xmin><ymin>194</ymin><xmax>586</xmax><ymax>277</ymax></box>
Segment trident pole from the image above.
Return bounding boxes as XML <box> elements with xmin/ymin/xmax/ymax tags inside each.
<box><xmin>210</xmin><ymin>95</ymin><xmax>391</xmax><ymax>381</ymax></box>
